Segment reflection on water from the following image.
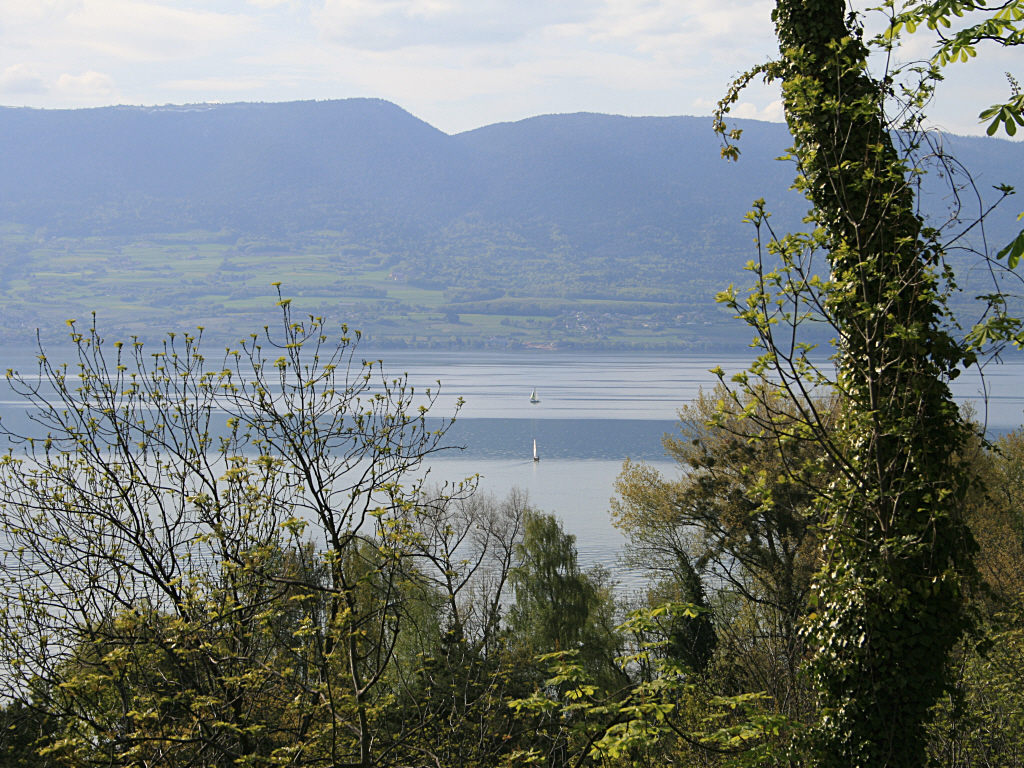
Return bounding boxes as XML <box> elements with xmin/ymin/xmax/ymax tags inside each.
<box><xmin>375</xmin><ymin>350</ymin><xmax>746</xmax><ymax>421</ymax></box>
<box><xmin>372</xmin><ymin>350</ymin><xmax>1024</xmax><ymax>431</ymax></box>
<box><xmin>428</xmin><ymin>418</ymin><xmax>683</xmax><ymax>589</ymax></box>
<box><xmin>948</xmin><ymin>362</ymin><xmax>1024</xmax><ymax>435</ymax></box>
<box><xmin>439</xmin><ymin>418</ymin><xmax>678</xmax><ymax>461</ymax></box>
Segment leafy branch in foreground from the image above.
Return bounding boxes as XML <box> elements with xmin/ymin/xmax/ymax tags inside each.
<box><xmin>0</xmin><ymin>295</ymin><xmax>480</xmax><ymax>767</ymax></box>
<box><xmin>887</xmin><ymin>0</ymin><xmax>1024</xmax><ymax>136</ymax></box>
<box><xmin>506</xmin><ymin>604</ymin><xmax>800</xmax><ymax>768</ymax></box>
<box><xmin>884</xmin><ymin>0</ymin><xmax>1024</xmax><ymax>350</ymax></box>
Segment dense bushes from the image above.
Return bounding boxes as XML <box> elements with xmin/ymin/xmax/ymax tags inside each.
<box><xmin>0</xmin><ymin>303</ymin><xmax>1022</xmax><ymax>767</ymax></box>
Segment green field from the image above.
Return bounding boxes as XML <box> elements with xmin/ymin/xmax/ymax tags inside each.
<box><xmin>0</xmin><ymin>225</ymin><xmax>749</xmax><ymax>352</ymax></box>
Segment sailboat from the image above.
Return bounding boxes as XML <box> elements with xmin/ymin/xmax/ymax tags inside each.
<box><xmin>530</xmin><ymin>388</ymin><xmax>540</xmax><ymax>404</ymax></box>
<box><xmin>533</xmin><ymin>439</ymin><xmax>540</xmax><ymax>462</ymax></box>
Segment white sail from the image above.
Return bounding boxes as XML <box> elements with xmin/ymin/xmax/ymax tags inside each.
<box><xmin>530</xmin><ymin>388</ymin><xmax>540</xmax><ymax>403</ymax></box>
<box><xmin>533</xmin><ymin>439</ymin><xmax>539</xmax><ymax>461</ymax></box>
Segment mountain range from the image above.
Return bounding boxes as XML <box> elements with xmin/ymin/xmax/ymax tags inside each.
<box><xmin>1</xmin><ymin>98</ymin><xmax>1021</xmax><ymax>307</ymax></box>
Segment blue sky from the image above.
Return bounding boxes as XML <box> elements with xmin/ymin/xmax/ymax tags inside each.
<box><xmin>0</xmin><ymin>0</ymin><xmax>1017</xmax><ymax>137</ymax></box>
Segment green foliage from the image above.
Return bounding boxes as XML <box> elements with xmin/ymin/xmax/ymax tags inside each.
<box><xmin>925</xmin><ymin>429</ymin><xmax>1024</xmax><ymax>766</ymax></box>
<box><xmin>928</xmin><ymin>610</ymin><xmax>1024</xmax><ymax>767</ymax></box>
<box><xmin>613</xmin><ymin>384</ymin><xmax>826</xmax><ymax>710</ymax></box>
<box><xmin>507</xmin><ymin>511</ymin><xmax>624</xmax><ymax>688</ymax></box>
<box><xmin>507</xmin><ymin>605</ymin><xmax>802</xmax><ymax>768</ymax></box>
<box><xmin>0</xmin><ymin>295</ymin><xmax>471</xmax><ymax>767</ymax></box>
<box><xmin>712</xmin><ymin>0</ymin><xmax>991</xmax><ymax>764</ymax></box>
<box><xmin>0</xmin><ymin>700</ymin><xmax>55</xmax><ymax>768</ymax></box>
<box><xmin>996</xmin><ymin>211</ymin><xmax>1024</xmax><ymax>270</ymax></box>
<box><xmin>664</xmin><ymin>554</ymin><xmax>718</xmax><ymax>675</ymax></box>
<box><xmin>890</xmin><ymin>0</ymin><xmax>1024</xmax><ymax>136</ymax></box>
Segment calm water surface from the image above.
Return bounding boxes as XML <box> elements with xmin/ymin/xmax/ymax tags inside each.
<box><xmin>3</xmin><ymin>347</ymin><xmax>1023</xmax><ymax>586</ymax></box>
<box><xmin>389</xmin><ymin>350</ymin><xmax>1024</xmax><ymax>583</ymax></box>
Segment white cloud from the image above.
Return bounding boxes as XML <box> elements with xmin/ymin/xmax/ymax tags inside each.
<box><xmin>62</xmin><ymin>1</ymin><xmax>258</xmax><ymax>62</ymax></box>
<box><xmin>0</xmin><ymin>0</ymin><xmax>82</xmax><ymax>28</ymax></box>
<box><xmin>0</xmin><ymin>64</ymin><xmax>48</xmax><ymax>94</ymax></box>
<box><xmin>0</xmin><ymin>1</ymin><xmax>259</xmax><ymax>67</ymax></box>
<box><xmin>163</xmin><ymin>76</ymin><xmax>273</xmax><ymax>91</ymax></box>
<box><xmin>727</xmin><ymin>99</ymin><xmax>784</xmax><ymax>122</ymax></box>
<box><xmin>576</xmin><ymin>0</ymin><xmax>776</xmax><ymax>62</ymax></box>
<box><xmin>761</xmin><ymin>99</ymin><xmax>784</xmax><ymax>122</ymax></box>
<box><xmin>56</xmin><ymin>70</ymin><xmax>115</xmax><ymax>96</ymax></box>
<box><xmin>313</xmin><ymin>0</ymin><xmax>604</xmax><ymax>50</ymax></box>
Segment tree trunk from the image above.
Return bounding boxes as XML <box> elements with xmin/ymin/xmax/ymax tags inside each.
<box><xmin>771</xmin><ymin>1</ymin><xmax>977</xmax><ymax>765</ymax></box>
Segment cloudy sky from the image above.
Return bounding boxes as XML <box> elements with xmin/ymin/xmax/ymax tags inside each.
<box><xmin>0</xmin><ymin>0</ymin><xmax>1016</xmax><ymax>136</ymax></box>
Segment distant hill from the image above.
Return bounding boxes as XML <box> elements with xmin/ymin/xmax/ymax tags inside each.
<box><xmin>0</xmin><ymin>99</ymin><xmax>1021</xmax><ymax>307</ymax></box>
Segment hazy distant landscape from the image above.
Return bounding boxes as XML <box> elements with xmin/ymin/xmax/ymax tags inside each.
<box><xmin>2</xmin><ymin>98</ymin><xmax>1021</xmax><ymax>350</ymax></box>
<box><xmin>6</xmin><ymin>0</ymin><xmax>1024</xmax><ymax>756</ymax></box>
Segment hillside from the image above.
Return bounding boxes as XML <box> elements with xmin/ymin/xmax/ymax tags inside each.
<box><xmin>0</xmin><ymin>101</ymin><xmax>800</xmax><ymax>304</ymax></box>
<box><xmin>0</xmin><ymin>99</ymin><xmax>1021</xmax><ymax>348</ymax></box>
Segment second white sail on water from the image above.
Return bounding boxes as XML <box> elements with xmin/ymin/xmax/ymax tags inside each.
<box><xmin>533</xmin><ymin>439</ymin><xmax>539</xmax><ymax>462</ymax></box>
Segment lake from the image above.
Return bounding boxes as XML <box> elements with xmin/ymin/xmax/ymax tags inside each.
<box><xmin>382</xmin><ymin>350</ymin><xmax>1024</xmax><ymax>586</ymax></box>
<box><xmin>2</xmin><ymin>346</ymin><xmax>1023</xmax><ymax>588</ymax></box>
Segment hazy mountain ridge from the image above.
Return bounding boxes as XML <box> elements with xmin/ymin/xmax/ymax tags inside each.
<box><xmin>0</xmin><ymin>98</ymin><xmax>1021</xmax><ymax>309</ymax></box>
<box><xmin>0</xmin><ymin>99</ymin><xmax>803</xmax><ymax>240</ymax></box>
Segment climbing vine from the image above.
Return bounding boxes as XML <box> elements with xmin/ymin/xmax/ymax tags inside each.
<box><xmin>714</xmin><ymin>1</ymin><xmax>983</xmax><ymax>765</ymax></box>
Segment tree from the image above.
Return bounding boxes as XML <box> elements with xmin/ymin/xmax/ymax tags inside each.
<box><xmin>924</xmin><ymin>428</ymin><xmax>1024</xmax><ymax>767</ymax></box>
<box><xmin>0</xmin><ymin>297</ymin><xmax>468</xmax><ymax>767</ymax></box>
<box><xmin>377</xmin><ymin>488</ymin><xmax>548</xmax><ymax>768</ymax></box>
<box><xmin>713</xmin><ymin>1</ymin><xmax>985</xmax><ymax>764</ymax></box>
<box><xmin>661</xmin><ymin>552</ymin><xmax>718</xmax><ymax>676</ymax></box>
<box><xmin>506</xmin><ymin>604</ymin><xmax>798</xmax><ymax>768</ymax></box>
<box><xmin>0</xmin><ymin>699</ymin><xmax>55</xmax><ymax>768</ymax></box>
<box><xmin>613</xmin><ymin>384</ymin><xmax>829</xmax><ymax>706</ymax></box>
<box><xmin>506</xmin><ymin>510</ymin><xmax>622</xmax><ymax>686</ymax></box>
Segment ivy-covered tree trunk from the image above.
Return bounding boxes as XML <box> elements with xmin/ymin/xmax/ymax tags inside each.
<box><xmin>771</xmin><ymin>1</ymin><xmax>977</xmax><ymax>765</ymax></box>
